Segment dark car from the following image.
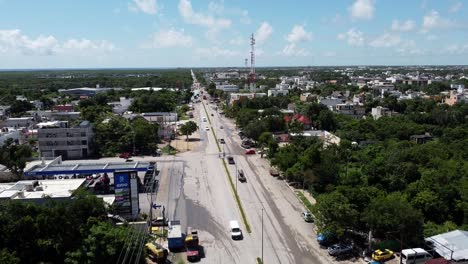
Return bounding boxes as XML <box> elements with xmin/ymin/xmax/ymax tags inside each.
<box><xmin>238</xmin><ymin>169</ymin><xmax>246</xmax><ymax>182</ymax></box>
<box><xmin>219</xmin><ymin>138</ymin><xmax>225</xmax><ymax>144</ymax></box>
<box><xmin>317</xmin><ymin>232</ymin><xmax>337</xmax><ymax>247</ymax></box>
<box><xmin>269</xmin><ymin>168</ymin><xmax>280</xmax><ymax>177</ymax></box>
<box><xmin>327</xmin><ymin>243</ymin><xmax>353</xmax><ymax>257</ymax></box>
<box><xmin>119</xmin><ymin>152</ymin><xmax>131</xmax><ymax>159</ymax></box>
<box><xmin>227</xmin><ymin>156</ymin><xmax>235</xmax><ymax>164</ymax></box>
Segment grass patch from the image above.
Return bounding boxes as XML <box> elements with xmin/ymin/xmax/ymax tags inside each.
<box><xmin>162</xmin><ymin>145</ymin><xmax>177</xmax><ymax>155</ymax></box>
<box><xmin>257</xmin><ymin>257</ymin><xmax>263</xmax><ymax>264</ymax></box>
<box><xmin>222</xmin><ymin>159</ymin><xmax>251</xmax><ymax>233</ymax></box>
<box><xmin>297</xmin><ymin>191</ymin><xmax>314</xmax><ymax>212</ymax></box>
<box><xmin>201</xmin><ymin>102</ymin><xmax>212</xmax><ymax>125</ymax></box>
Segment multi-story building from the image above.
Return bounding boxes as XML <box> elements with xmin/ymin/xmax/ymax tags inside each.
<box><xmin>445</xmin><ymin>90</ymin><xmax>467</xmax><ymax>106</ymax></box>
<box><xmin>229</xmin><ymin>93</ymin><xmax>267</xmax><ymax>105</ymax></box>
<box><xmin>37</xmin><ymin>121</ymin><xmax>93</xmax><ymax>160</ymax></box>
<box><xmin>216</xmin><ymin>84</ymin><xmax>239</xmax><ymax>93</ymax></box>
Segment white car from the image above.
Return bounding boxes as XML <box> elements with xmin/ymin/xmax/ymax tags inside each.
<box><xmin>205</xmin><ymin>126</ymin><xmax>210</xmax><ymax>131</ymax></box>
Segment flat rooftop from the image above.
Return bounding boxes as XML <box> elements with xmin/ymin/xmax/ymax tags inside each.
<box><xmin>0</xmin><ymin>179</ymin><xmax>86</xmax><ymax>199</ymax></box>
<box><xmin>25</xmin><ymin>161</ymin><xmax>150</xmax><ymax>177</ymax></box>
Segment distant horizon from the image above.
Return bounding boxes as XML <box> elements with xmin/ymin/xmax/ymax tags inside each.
<box><xmin>1</xmin><ymin>64</ymin><xmax>468</xmax><ymax>72</ymax></box>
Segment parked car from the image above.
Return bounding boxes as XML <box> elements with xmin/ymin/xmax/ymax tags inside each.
<box><xmin>328</xmin><ymin>243</ymin><xmax>353</xmax><ymax>256</ymax></box>
<box><xmin>220</xmin><ymin>125</ymin><xmax>223</xmax><ymax>129</ymax></box>
<box><xmin>119</xmin><ymin>152</ymin><xmax>131</xmax><ymax>159</ymax></box>
<box><xmin>269</xmin><ymin>168</ymin><xmax>280</xmax><ymax>177</ymax></box>
<box><xmin>237</xmin><ymin>169</ymin><xmax>246</xmax><ymax>182</ymax></box>
<box><xmin>372</xmin><ymin>249</ymin><xmax>394</xmax><ymax>261</ymax></box>
<box><xmin>245</xmin><ymin>149</ymin><xmax>255</xmax><ymax>155</ymax></box>
<box><xmin>151</xmin><ymin>217</ymin><xmax>167</xmax><ymax>227</ymax></box>
<box><xmin>205</xmin><ymin>126</ymin><xmax>210</xmax><ymax>130</ymax></box>
<box><xmin>317</xmin><ymin>232</ymin><xmax>337</xmax><ymax>247</ymax></box>
<box><xmin>227</xmin><ymin>156</ymin><xmax>235</xmax><ymax>164</ymax></box>
<box><xmin>302</xmin><ymin>211</ymin><xmax>314</xmax><ymax>222</ymax></box>
<box><xmin>219</xmin><ymin>138</ymin><xmax>225</xmax><ymax>144</ymax></box>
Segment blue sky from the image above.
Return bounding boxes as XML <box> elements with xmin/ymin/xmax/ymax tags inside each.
<box><xmin>0</xmin><ymin>0</ymin><xmax>467</xmax><ymax>68</ymax></box>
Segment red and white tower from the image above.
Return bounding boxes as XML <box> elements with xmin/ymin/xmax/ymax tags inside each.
<box><xmin>249</xmin><ymin>33</ymin><xmax>256</xmax><ymax>91</ymax></box>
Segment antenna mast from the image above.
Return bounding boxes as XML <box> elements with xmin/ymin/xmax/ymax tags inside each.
<box><xmin>249</xmin><ymin>33</ymin><xmax>256</xmax><ymax>91</ymax></box>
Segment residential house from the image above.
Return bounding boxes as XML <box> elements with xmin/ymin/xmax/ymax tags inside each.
<box><xmin>335</xmin><ymin>103</ymin><xmax>366</xmax><ymax>119</ymax></box>
<box><xmin>410</xmin><ymin>133</ymin><xmax>432</xmax><ymax>144</ymax></box>
<box><xmin>371</xmin><ymin>106</ymin><xmax>396</xmax><ymax>120</ymax></box>
<box><xmin>445</xmin><ymin>89</ymin><xmax>467</xmax><ymax>106</ymax></box>
<box><xmin>318</xmin><ymin>97</ymin><xmax>345</xmax><ymax>111</ymax></box>
<box><xmin>300</xmin><ymin>93</ymin><xmax>318</xmax><ymax>102</ymax></box>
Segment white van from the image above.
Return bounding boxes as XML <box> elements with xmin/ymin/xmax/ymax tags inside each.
<box><xmin>401</xmin><ymin>248</ymin><xmax>432</xmax><ymax>264</ymax></box>
<box><xmin>229</xmin><ymin>220</ymin><xmax>243</xmax><ymax>240</ymax></box>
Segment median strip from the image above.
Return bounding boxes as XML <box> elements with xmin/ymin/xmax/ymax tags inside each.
<box><xmin>202</xmin><ymin>101</ymin><xmax>251</xmax><ymax>233</ymax></box>
<box><xmin>222</xmin><ymin>159</ymin><xmax>251</xmax><ymax>233</ymax></box>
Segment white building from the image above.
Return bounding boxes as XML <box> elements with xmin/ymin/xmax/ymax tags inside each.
<box><xmin>216</xmin><ymin>84</ymin><xmax>239</xmax><ymax>93</ymax></box>
<box><xmin>37</xmin><ymin>121</ymin><xmax>93</xmax><ymax>160</ymax></box>
<box><xmin>268</xmin><ymin>88</ymin><xmax>289</xmax><ymax>97</ymax></box>
<box><xmin>371</xmin><ymin>106</ymin><xmax>394</xmax><ymax>120</ymax></box>
<box><xmin>0</xmin><ymin>128</ymin><xmax>21</xmax><ymax>146</ymax></box>
<box><xmin>108</xmin><ymin>97</ymin><xmax>133</xmax><ymax>115</ymax></box>
<box><xmin>3</xmin><ymin>117</ymin><xmax>35</xmax><ymax>128</ymax></box>
<box><xmin>0</xmin><ymin>179</ymin><xmax>87</xmax><ymax>202</ymax></box>
<box><xmin>229</xmin><ymin>93</ymin><xmax>267</xmax><ymax>105</ymax></box>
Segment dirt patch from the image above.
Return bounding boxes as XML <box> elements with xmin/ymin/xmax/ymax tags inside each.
<box><xmin>169</xmin><ymin>133</ymin><xmax>201</xmax><ymax>153</ymax></box>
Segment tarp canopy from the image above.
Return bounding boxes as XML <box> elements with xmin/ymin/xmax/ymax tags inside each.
<box><xmin>426</xmin><ymin>230</ymin><xmax>468</xmax><ymax>261</ymax></box>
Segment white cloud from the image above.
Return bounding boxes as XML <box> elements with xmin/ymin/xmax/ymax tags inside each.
<box><xmin>391</xmin><ymin>20</ymin><xmax>416</xmax><ymax>32</ymax></box>
<box><xmin>337</xmin><ymin>28</ymin><xmax>365</xmax><ymax>47</ymax></box>
<box><xmin>255</xmin><ymin>22</ymin><xmax>273</xmax><ymax>45</ymax></box>
<box><xmin>422</xmin><ymin>10</ymin><xmax>456</xmax><ymax>32</ymax></box>
<box><xmin>286</xmin><ymin>25</ymin><xmax>312</xmax><ymax>43</ymax></box>
<box><xmin>149</xmin><ymin>28</ymin><xmax>192</xmax><ymax>48</ymax></box>
<box><xmin>195</xmin><ymin>46</ymin><xmax>240</xmax><ymax>57</ymax></box>
<box><xmin>178</xmin><ymin>0</ymin><xmax>231</xmax><ymax>33</ymax></box>
<box><xmin>349</xmin><ymin>0</ymin><xmax>375</xmax><ymax>20</ymax></box>
<box><xmin>208</xmin><ymin>1</ymin><xmax>250</xmax><ymax>24</ymax></box>
<box><xmin>63</xmin><ymin>39</ymin><xmax>115</xmax><ymax>51</ymax></box>
<box><xmin>444</xmin><ymin>44</ymin><xmax>468</xmax><ymax>55</ymax></box>
<box><xmin>449</xmin><ymin>2</ymin><xmax>462</xmax><ymax>13</ymax></box>
<box><xmin>129</xmin><ymin>0</ymin><xmax>157</xmax><ymax>15</ymax></box>
<box><xmin>0</xmin><ymin>29</ymin><xmax>115</xmax><ymax>56</ymax></box>
<box><xmin>370</xmin><ymin>33</ymin><xmax>402</xmax><ymax>48</ymax></box>
<box><xmin>281</xmin><ymin>43</ymin><xmax>309</xmax><ymax>57</ymax></box>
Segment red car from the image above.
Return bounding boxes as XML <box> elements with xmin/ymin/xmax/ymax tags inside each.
<box><xmin>245</xmin><ymin>149</ymin><xmax>256</xmax><ymax>155</ymax></box>
<box><xmin>119</xmin><ymin>152</ymin><xmax>131</xmax><ymax>159</ymax></box>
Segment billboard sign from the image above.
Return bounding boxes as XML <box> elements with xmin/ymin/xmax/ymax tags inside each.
<box><xmin>114</xmin><ymin>171</ymin><xmax>132</xmax><ymax>216</ymax></box>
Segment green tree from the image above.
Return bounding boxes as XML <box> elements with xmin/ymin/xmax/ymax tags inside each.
<box><xmin>312</xmin><ymin>191</ymin><xmax>359</xmax><ymax>237</ymax></box>
<box><xmin>318</xmin><ymin>110</ymin><xmax>337</xmax><ymax>131</ymax></box>
<box><xmin>363</xmin><ymin>192</ymin><xmax>424</xmax><ymax>245</ymax></box>
<box><xmin>0</xmin><ymin>138</ymin><xmax>32</xmax><ymax>179</ymax></box>
<box><xmin>258</xmin><ymin>132</ymin><xmax>275</xmax><ymax>158</ymax></box>
<box><xmin>132</xmin><ymin>117</ymin><xmax>159</xmax><ymax>154</ymax></box>
<box><xmin>179</xmin><ymin>121</ymin><xmax>199</xmax><ymax>141</ymax></box>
